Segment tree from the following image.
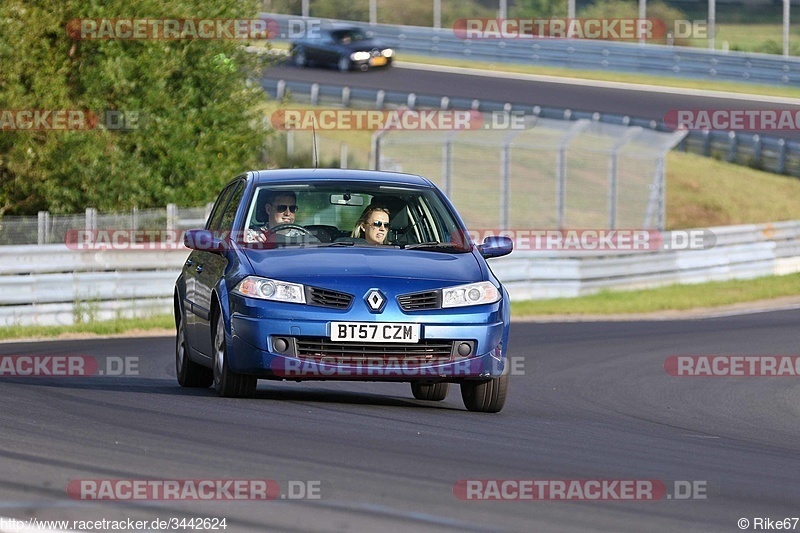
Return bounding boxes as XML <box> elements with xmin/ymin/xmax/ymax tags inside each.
<box><xmin>0</xmin><ymin>0</ymin><xmax>272</xmax><ymax>215</ymax></box>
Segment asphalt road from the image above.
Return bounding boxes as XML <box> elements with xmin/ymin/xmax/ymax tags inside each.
<box><xmin>264</xmin><ymin>62</ymin><xmax>800</xmax><ymax>141</ymax></box>
<box><xmin>1</xmin><ymin>310</ymin><xmax>799</xmax><ymax>532</ymax></box>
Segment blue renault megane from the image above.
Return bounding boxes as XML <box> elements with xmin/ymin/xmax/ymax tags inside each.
<box><xmin>174</xmin><ymin>169</ymin><xmax>513</xmax><ymax>412</ymax></box>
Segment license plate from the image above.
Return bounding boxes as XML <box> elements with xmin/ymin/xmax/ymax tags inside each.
<box><xmin>370</xmin><ymin>56</ymin><xmax>387</xmax><ymax>67</ymax></box>
<box><xmin>331</xmin><ymin>322</ymin><xmax>420</xmax><ymax>343</ymax></box>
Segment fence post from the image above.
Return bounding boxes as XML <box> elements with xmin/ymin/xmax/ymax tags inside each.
<box><xmin>85</xmin><ymin>208</ymin><xmax>97</xmax><ymax>232</ymax></box>
<box><xmin>442</xmin><ymin>131</ymin><xmax>455</xmax><ymax>198</ymax></box>
<box><xmin>753</xmin><ymin>134</ymin><xmax>762</xmax><ymax>166</ymax></box>
<box><xmin>727</xmin><ymin>131</ymin><xmax>737</xmax><ymax>162</ymax></box>
<box><xmin>777</xmin><ymin>139</ymin><xmax>787</xmax><ymax>174</ymax></box>
<box><xmin>607</xmin><ymin>127</ymin><xmax>642</xmax><ymax>229</ymax></box>
<box><xmin>310</xmin><ymin>83</ymin><xmax>319</xmax><ymax>106</ymax></box>
<box><xmin>370</xmin><ymin>130</ymin><xmax>387</xmax><ymax>170</ymax></box>
<box><xmin>166</xmin><ymin>204</ymin><xmax>177</xmax><ymax>232</ymax></box>
<box><xmin>37</xmin><ymin>211</ymin><xmax>50</xmax><ymax>245</ymax></box>
<box><xmin>340</xmin><ymin>142</ymin><xmax>348</xmax><ymax>169</ymax></box>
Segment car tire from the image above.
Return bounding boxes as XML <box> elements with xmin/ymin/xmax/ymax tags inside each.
<box><xmin>212</xmin><ymin>309</ymin><xmax>257</xmax><ymax>398</ymax></box>
<box><xmin>337</xmin><ymin>56</ymin><xmax>351</xmax><ymax>72</ymax></box>
<box><xmin>411</xmin><ymin>382</ymin><xmax>449</xmax><ymax>401</ymax></box>
<box><xmin>176</xmin><ymin>312</ymin><xmax>212</xmax><ymax>388</ymax></box>
<box><xmin>294</xmin><ymin>47</ymin><xmax>307</xmax><ymax>68</ymax></box>
<box><xmin>460</xmin><ymin>375</ymin><xmax>508</xmax><ymax>413</ymax></box>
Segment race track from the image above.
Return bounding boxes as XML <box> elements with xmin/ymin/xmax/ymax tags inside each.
<box><xmin>265</xmin><ymin>62</ymin><xmax>800</xmax><ymax>141</ymax></box>
<box><xmin>1</xmin><ymin>310</ymin><xmax>798</xmax><ymax>532</ymax></box>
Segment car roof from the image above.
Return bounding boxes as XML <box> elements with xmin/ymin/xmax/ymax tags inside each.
<box><xmin>325</xmin><ymin>23</ymin><xmax>367</xmax><ymax>32</ymax></box>
<box><xmin>249</xmin><ymin>168</ymin><xmax>435</xmax><ymax>187</ymax></box>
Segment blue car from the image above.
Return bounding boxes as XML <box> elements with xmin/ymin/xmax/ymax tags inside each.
<box><xmin>174</xmin><ymin>169</ymin><xmax>513</xmax><ymax>412</ymax></box>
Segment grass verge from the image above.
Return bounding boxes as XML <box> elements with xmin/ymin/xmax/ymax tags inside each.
<box><xmin>0</xmin><ymin>315</ymin><xmax>174</xmax><ymax>342</ymax></box>
<box><xmin>511</xmin><ymin>272</ymin><xmax>800</xmax><ymax>317</ymax></box>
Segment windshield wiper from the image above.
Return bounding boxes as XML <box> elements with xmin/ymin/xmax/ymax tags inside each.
<box><xmin>402</xmin><ymin>242</ymin><xmax>466</xmax><ymax>250</ymax></box>
<box><xmin>317</xmin><ymin>241</ymin><xmax>356</xmax><ymax>247</ymax></box>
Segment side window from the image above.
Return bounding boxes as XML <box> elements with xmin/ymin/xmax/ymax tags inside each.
<box><xmin>206</xmin><ymin>185</ymin><xmax>235</xmax><ymax>231</ymax></box>
<box><xmin>218</xmin><ymin>182</ymin><xmax>245</xmax><ymax>232</ymax></box>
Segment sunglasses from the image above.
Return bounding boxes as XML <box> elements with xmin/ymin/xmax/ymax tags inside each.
<box><xmin>369</xmin><ymin>221</ymin><xmax>391</xmax><ymax>229</ymax></box>
<box><xmin>274</xmin><ymin>204</ymin><xmax>298</xmax><ymax>213</ymax></box>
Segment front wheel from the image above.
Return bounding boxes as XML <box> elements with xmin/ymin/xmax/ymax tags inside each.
<box><xmin>212</xmin><ymin>310</ymin><xmax>257</xmax><ymax>398</ymax></box>
<box><xmin>293</xmin><ymin>47</ymin><xmax>307</xmax><ymax>68</ymax></box>
<box><xmin>176</xmin><ymin>312</ymin><xmax>212</xmax><ymax>388</ymax></box>
<box><xmin>411</xmin><ymin>382</ymin><xmax>449</xmax><ymax>401</ymax></box>
<box><xmin>461</xmin><ymin>375</ymin><xmax>508</xmax><ymax>413</ymax></box>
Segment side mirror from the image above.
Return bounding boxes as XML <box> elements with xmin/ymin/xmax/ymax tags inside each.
<box><xmin>184</xmin><ymin>229</ymin><xmax>229</xmax><ymax>252</ymax></box>
<box><xmin>479</xmin><ymin>236</ymin><xmax>513</xmax><ymax>259</ymax></box>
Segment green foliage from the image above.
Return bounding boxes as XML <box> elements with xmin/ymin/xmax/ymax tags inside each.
<box><xmin>577</xmin><ymin>0</ymin><xmax>689</xmax><ymax>45</ymax></box>
<box><xmin>0</xmin><ymin>0</ymin><xmax>273</xmax><ymax>215</ymax></box>
<box><xmin>265</xmin><ymin>0</ymin><xmax>495</xmax><ymax>27</ymax></box>
<box><xmin>511</xmin><ymin>0</ymin><xmax>567</xmax><ymax>19</ymax></box>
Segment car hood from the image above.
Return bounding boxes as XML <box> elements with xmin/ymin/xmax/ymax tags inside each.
<box><xmin>242</xmin><ymin>246</ymin><xmax>481</xmax><ymax>285</ymax></box>
<box><xmin>343</xmin><ymin>40</ymin><xmax>384</xmax><ymax>52</ymax></box>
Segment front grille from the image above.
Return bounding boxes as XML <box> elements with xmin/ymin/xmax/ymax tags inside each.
<box><xmin>307</xmin><ymin>287</ymin><xmax>353</xmax><ymax>309</ymax></box>
<box><xmin>295</xmin><ymin>337</ymin><xmax>453</xmax><ymax>365</ymax></box>
<box><xmin>398</xmin><ymin>290</ymin><xmax>441</xmax><ymax>311</ymax></box>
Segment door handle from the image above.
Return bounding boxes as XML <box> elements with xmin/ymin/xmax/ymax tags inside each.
<box><xmin>196</xmin><ymin>265</ymin><xmax>203</xmax><ymax>273</ymax></box>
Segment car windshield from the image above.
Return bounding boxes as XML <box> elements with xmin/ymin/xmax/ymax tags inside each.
<box><xmin>241</xmin><ymin>182</ymin><xmax>470</xmax><ymax>252</ymax></box>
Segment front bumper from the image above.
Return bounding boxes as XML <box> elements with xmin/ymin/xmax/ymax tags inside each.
<box><xmin>228</xmin><ymin>309</ymin><xmax>508</xmax><ymax>382</ymax></box>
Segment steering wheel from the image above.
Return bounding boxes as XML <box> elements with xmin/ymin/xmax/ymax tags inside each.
<box><xmin>264</xmin><ymin>223</ymin><xmax>315</xmax><ymax>237</ymax></box>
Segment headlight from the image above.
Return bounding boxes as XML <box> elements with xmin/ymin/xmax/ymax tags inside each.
<box><xmin>350</xmin><ymin>51</ymin><xmax>371</xmax><ymax>61</ymax></box>
<box><xmin>442</xmin><ymin>281</ymin><xmax>500</xmax><ymax>308</ymax></box>
<box><xmin>381</xmin><ymin>48</ymin><xmax>394</xmax><ymax>58</ymax></box>
<box><xmin>233</xmin><ymin>276</ymin><xmax>306</xmax><ymax>304</ymax></box>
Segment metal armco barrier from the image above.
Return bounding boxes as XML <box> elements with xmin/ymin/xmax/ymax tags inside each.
<box><xmin>262</xmin><ymin>13</ymin><xmax>800</xmax><ymax>86</ymax></box>
<box><xmin>2</xmin><ymin>221</ymin><xmax>800</xmax><ymax>326</ymax></box>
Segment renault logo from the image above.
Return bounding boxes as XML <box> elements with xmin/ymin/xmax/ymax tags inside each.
<box><xmin>365</xmin><ymin>289</ymin><xmax>386</xmax><ymax>312</ymax></box>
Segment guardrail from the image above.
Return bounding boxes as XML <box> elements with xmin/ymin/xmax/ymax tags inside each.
<box><xmin>263</xmin><ymin>13</ymin><xmax>800</xmax><ymax>86</ymax></box>
<box><xmin>3</xmin><ymin>221</ymin><xmax>800</xmax><ymax>326</ymax></box>
<box><xmin>263</xmin><ymin>78</ymin><xmax>800</xmax><ymax>177</ymax></box>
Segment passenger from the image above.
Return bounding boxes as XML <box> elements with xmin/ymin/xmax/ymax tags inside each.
<box><xmin>352</xmin><ymin>205</ymin><xmax>391</xmax><ymax>245</ymax></box>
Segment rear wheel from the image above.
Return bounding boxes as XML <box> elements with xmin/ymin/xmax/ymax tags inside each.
<box><xmin>411</xmin><ymin>382</ymin><xmax>449</xmax><ymax>401</ymax></box>
<box><xmin>461</xmin><ymin>375</ymin><xmax>508</xmax><ymax>413</ymax></box>
<box><xmin>176</xmin><ymin>312</ymin><xmax>212</xmax><ymax>388</ymax></box>
<box><xmin>212</xmin><ymin>310</ymin><xmax>257</xmax><ymax>398</ymax></box>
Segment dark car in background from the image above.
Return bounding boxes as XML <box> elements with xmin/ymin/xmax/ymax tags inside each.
<box><xmin>290</xmin><ymin>24</ymin><xmax>394</xmax><ymax>72</ymax></box>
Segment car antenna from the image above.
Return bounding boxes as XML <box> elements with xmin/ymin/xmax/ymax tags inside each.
<box><xmin>312</xmin><ymin>114</ymin><xmax>319</xmax><ymax>169</ymax></box>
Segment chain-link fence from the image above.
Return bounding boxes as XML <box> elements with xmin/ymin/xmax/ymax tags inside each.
<box><xmin>0</xmin><ymin>205</ymin><xmax>213</xmax><ymax>246</ymax></box>
<box><xmin>373</xmin><ymin>115</ymin><xmax>687</xmax><ymax>231</ymax></box>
